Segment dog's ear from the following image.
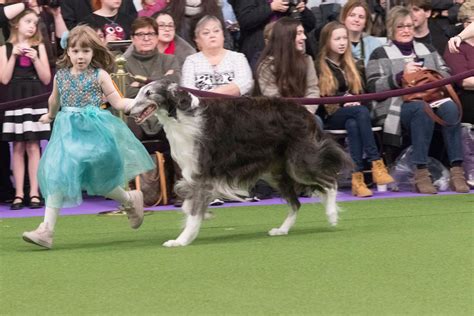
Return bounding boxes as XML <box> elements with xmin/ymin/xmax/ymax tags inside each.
<box><xmin>166</xmin><ymin>82</ymin><xmax>193</xmax><ymax>118</ymax></box>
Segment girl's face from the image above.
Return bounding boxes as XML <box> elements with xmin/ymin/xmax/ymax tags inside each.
<box><xmin>67</xmin><ymin>45</ymin><xmax>94</xmax><ymax>72</ymax></box>
<box><xmin>102</xmin><ymin>0</ymin><xmax>122</xmax><ymax>10</ymax></box>
<box><xmin>17</xmin><ymin>13</ymin><xmax>38</xmax><ymax>39</ymax></box>
<box><xmin>195</xmin><ymin>19</ymin><xmax>224</xmax><ymax>51</ymax></box>
<box><xmin>156</xmin><ymin>14</ymin><xmax>175</xmax><ymax>44</ymax></box>
<box><xmin>294</xmin><ymin>25</ymin><xmax>306</xmax><ymax>52</ymax></box>
<box><xmin>344</xmin><ymin>6</ymin><xmax>367</xmax><ymax>33</ymax></box>
<box><xmin>329</xmin><ymin>27</ymin><xmax>348</xmax><ymax>56</ymax></box>
<box><xmin>393</xmin><ymin>15</ymin><xmax>414</xmax><ymax>43</ymax></box>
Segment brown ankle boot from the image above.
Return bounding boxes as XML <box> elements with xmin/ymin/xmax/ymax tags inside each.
<box><xmin>371</xmin><ymin>159</ymin><xmax>394</xmax><ymax>185</ymax></box>
<box><xmin>352</xmin><ymin>172</ymin><xmax>373</xmax><ymax>197</ymax></box>
<box><xmin>450</xmin><ymin>166</ymin><xmax>470</xmax><ymax>193</ymax></box>
<box><xmin>414</xmin><ymin>168</ymin><xmax>437</xmax><ymax>194</ymax></box>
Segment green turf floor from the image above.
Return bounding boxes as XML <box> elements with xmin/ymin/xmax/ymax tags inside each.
<box><xmin>1</xmin><ymin>195</ymin><xmax>473</xmax><ymax>315</ymax></box>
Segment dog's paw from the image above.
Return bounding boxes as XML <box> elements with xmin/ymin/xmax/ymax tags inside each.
<box><xmin>162</xmin><ymin>239</ymin><xmax>185</xmax><ymax>247</ymax></box>
<box><xmin>268</xmin><ymin>228</ymin><xmax>288</xmax><ymax>236</ymax></box>
<box><xmin>327</xmin><ymin>214</ymin><xmax>338</xmax><ymax>226</ymax></box>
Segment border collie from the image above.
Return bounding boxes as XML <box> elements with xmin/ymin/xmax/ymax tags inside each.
<box><xmin>129</xmin><ymin>79</ymin><xmax>351</xmax><ymax>247</ymax></box>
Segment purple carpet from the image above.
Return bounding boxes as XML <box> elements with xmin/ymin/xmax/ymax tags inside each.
<box><xmin>1</xmin><ymin>189</ymin><xmax>471</xmax><ymax>219</ymax></box>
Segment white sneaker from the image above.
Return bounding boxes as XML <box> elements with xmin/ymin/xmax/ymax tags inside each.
<box><xmin>122</xmin><ymin>190</ymin><xmax>144</xmax><ymax>229</ymax></box>
<box><xmin>209</xmin><ymin>198</ymin><xmax>224</xmax><ymax>206</ymax></box>
<box><xmin>22</xmin><ymin>222</ymin><xmax>53</xmax><ymax>249</ymax></box>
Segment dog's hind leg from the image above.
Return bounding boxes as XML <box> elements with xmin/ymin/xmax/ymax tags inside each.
<box><xmin>318</xmin><ymin>184</ymin><xmax>338</xmax><ymax>226</ymax></box>
<box><xmin>268</xmin><ymin>179</ymin><xmax>301</xmax><ymax>236</ymax></box>
<box><xmin>163</xmin><ymin>187</ymin><xmax>213</xmax><ymax>247</ymax></box>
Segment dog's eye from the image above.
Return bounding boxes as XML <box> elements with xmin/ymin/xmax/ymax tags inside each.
<box><xmin>145</xmin><ymin>90</ymin><xmax>152</xmax><ymax>97</ymax></box>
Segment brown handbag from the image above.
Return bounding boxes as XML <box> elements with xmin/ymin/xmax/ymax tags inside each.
<box><xmin>133</xmin><ymin>151</ymin><xmax>169</xmax><ymax>207</ymax></box>
<box><xmin>401</xmin><ymin>69</ymin><xmax>462</xmax><ymax>126</ymax></box>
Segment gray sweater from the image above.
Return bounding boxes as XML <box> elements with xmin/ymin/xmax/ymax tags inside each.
<box><xmin>366</xmin><ymin>41</ymin><xmax>450</xmax><ymax>147</ymax></box>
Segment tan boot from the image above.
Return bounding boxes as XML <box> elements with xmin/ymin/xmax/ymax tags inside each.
<box><xmin>352</xmin><ymin>172</ymin><xmax>373</xmax><ymax>197</ymax></box>
<box><xmin>371</xmin><ymin>159</ymin><xmax>394</xmax><ymax>185</ymax></box>
<box><xmin>414</xmin><ymin>168</ymin><xmax>437</xmax><ymax>194</ymax></box>
<box><xmin>450</xmin><ymin>166</ymin><xmax>470</xmax><ymax>193</ymax></box>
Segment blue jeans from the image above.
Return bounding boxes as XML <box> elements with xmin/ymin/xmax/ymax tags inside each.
<box><xmin>326</xmin><ymin>106</ymin><xmax>380</xmax><ymax>171</ymax></box>
<box><xmin>400</xmin><ymin>100</ymin><xmax>463</xmax><ymax>165</ymax></box>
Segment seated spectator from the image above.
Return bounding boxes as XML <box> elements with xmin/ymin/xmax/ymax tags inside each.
<box><xmin>181</xmin><ymin>15</ymin><xmax>253</xmax><ymax>96</ymax></box>
<box><xmin>166</xmin><ymin>0</ymin><xmax>234</xmax><ymax>50</ymax></box>
<box><xmin>1</xmin><ymin>9</ymin><xmax>51</xmax><ymax>209</ymax></box>
<box><xmin>83</xmin><ymin>0</ymin><xmax>135</xmax><ymax>41</ymax></box>
<box><xmin>340</xmin><ymin>0</ymin><xmax>385</xmax><ymax>67</ymax></box>
<box><xmin>448</xmin><ymin>7</ymin><xmax>474</xmax><ymax>52</ymax></box>
<box><xmin>443</xmin><ymin>1</ymin><xmax>474</xmax><ymax>124</ymax></box>
<box><xmin>123</xmin><ymin>16</ymin><xmax>180</xmax><ymax>99</ymax></box>
<box><xmin>60</xmin><ymin>0</ymin><xmax>136</xmax><ymax>30</ymax></box>
<box><xmin>366</xmin><ymin>6</ymin><xmax>469</xmax><ymax>194</ymax></box>
<box><xmin>154</xmin><ymin>11</ymin><xmax>196</xmax><ymax>67</ymax></box>
<box><xmin>230</xmin><ymin>0</ymin><xmax>316</xmax><ymax>64</ymax></box>
<box><xmin>256</xmin><ymin>17</ymin><xmax>319</xmax><ymax>115</ymax></box>
<box><xmin>317</xmin><ymin>21</ymin><xmax>393</xmax><ymax>197</ymax></box>
<box><xmin>407</xmin><ymin>0</ymin><xmax>449</xmax><ymax>55</ymax></box>
<box><xmin>138</xmin><ymin>0</ymin><xmax>167</xmax><ymax>17</ymax></box>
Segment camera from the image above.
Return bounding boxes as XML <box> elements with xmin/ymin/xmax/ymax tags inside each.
<box><xmin>287</xmin><ymin>0</ymin><xmax>303</xmax><ymax>20</ymax></box>
<box><xmin>37</xmin><ymin>0</ymin><xmax>61</xmax><ymax>8</ymax></box>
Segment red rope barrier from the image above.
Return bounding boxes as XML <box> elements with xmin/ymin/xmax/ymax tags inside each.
<box><xmin>1</xmin><ymin>69</ymin><xmax>473</xmax><ymax>111</ymax></box>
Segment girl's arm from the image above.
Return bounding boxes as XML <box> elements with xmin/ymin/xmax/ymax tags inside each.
<box><xmin>99</xmin><ymin>69</ymin><xmax>133</xmax><ymax>112</ymax></box>
<box><xmin>30</xmin><ymin>44</ymin><xmax>51</xmax><ymax>85</ymax></box>
<box><xmin>0</xmin><ymin>44</ymin><xmax>20</xmax><ymax>85</ymax></box>
<box><xmin>40</xmin><ymin>77</ymin><xmax>60</xmax><ymax>123</ymax></box>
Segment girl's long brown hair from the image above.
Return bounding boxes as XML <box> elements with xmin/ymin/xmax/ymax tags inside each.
<box><xmin>317</xmin><ymin>21</ymin><xmax>362</xmax><ymax>97</ymax></box>
<box><xmin>256</xmin><ymin>17</ymin><xmax>308</xmax><ymax>97</ymax></box>
<box><xmin>56</xmin><ymin>25</ymin><xmax>116</xmax><ymax>73</ymax></box>
<box><xmin>8</xmin><ymin>9</ymin><xmax>42</xmax><ymax>46</ymax></box>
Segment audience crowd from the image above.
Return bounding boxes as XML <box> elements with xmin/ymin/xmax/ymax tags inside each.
<box><xmin>0</xmin><ymin>0</ymin><xmax>472</xmax><ymax>208</ymax></box>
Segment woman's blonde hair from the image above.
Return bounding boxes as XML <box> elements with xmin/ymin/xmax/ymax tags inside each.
<box><xmin>8</xmin><ymin>9</ymin><xmax>42</xmax><ymax>46</ymax></box>
<box><xmin>56</xmin><ymin>25</ymin><xmax>116</xmax><ymax>73</ymax></box>
<box><xmin>339</xmin><ymin>0</ymin><xmax>372</xmax><ymax>33</ymax></box>
<box><xmin>386</xmin><ymin>6</ymin><xmax>412</xmax><ymax>40</ymax></box>
<box><xmin>317</xmin><ymin>21</ymin><xmax>362</xmax><ymax>97</ymax></box>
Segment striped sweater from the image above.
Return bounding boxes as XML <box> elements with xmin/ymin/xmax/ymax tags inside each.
<box><xmin>366</xmin><ymin>41</ymin><xmax>450</xmax><ymax>147</ymax></box>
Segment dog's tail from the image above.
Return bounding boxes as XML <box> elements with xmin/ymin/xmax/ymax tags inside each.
<box><xmin>287</xmin><ymin>135</ymin><xmax>353</xmax><ymax>187</ymax></box>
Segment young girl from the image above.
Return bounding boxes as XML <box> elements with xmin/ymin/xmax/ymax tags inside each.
<box><xmin>0</xmin><ymin>9</ymin><xmax>51</xmax><ymax>210</ymax></box>
<box><xmin>256</xmin><ymin>17</ymin><xmax>319</xmax><ymax>115</ymax></box>
<box><xmin>317</xmin><ymin>21</ymin><xmax>393</xmax><ymax>197</ymax></box>
<box><xmin>22</xmin><ymin>25</ymin><xmax>155</xmax><ymax>249</ymax></box>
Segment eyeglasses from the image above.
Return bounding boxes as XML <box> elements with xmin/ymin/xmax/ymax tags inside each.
<box><xmin>132</xmin><ymin>32</ymin><xmax>158</xmax><ymax>39</ymax></box>
<box><xmin>396</xmin><ymin>24</ymin><xmax>414</xmax><ymax>30</ymax></box>
<box><xmin>158</xmin><ymin>24</ymin><xmax>175</xmax><ymax>30</ymax></box>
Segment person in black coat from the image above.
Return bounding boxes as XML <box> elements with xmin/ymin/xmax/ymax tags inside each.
<box><xmin>229</xmin><ymin>0</ymin><xmax>315</xmax><ymax>65</ymax></box>
<box><xmin>60</xmin><ymin>0</ymin><xmax>137</xmax><ymax>30</ymax></box>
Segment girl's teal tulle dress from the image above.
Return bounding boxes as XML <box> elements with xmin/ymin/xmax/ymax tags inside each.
<box><xmin>38</xmin><ymin>67</ymin><xmax>155</xmax><ymax>208</ymax></box>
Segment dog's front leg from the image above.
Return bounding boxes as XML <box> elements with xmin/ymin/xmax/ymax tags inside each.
<box><xmin>268</xmin><ymin>201</ymin><xmax>299</xmax><ymax>236</ymax></box>
<box><xmin>163</xmin><ymin>190</ymin><xmax>211</xmax><ymax>247</ymax></box>
<box><xmin>163</xmin><ymin>210</ymin><xmax>203</xmax><ymax>247</ymax></box>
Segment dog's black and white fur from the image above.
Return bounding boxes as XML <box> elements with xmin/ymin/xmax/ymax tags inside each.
<box><xmin>129</xmin><ymin>79</ymin><xmax>351</xmax><ymax>247</ymax></box>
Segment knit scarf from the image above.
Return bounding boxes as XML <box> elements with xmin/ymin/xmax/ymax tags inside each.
<box><xmin>185</xmin><ymin>0</ymin><xmax>202</xmax><ymax>16</ymax></box>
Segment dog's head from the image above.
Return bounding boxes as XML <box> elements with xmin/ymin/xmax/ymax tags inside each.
<box><xmin>129</xmin><ymin>79</ymin><xmax>197</xmax><ymax>125</ymax></box>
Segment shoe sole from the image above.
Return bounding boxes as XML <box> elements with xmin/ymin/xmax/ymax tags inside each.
<box><xmin>22</xmin><ymin>233</ymin><xmax>51</xmax><ymax>249</ymax></box>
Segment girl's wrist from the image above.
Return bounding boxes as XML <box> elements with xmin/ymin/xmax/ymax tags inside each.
<box><xmin>456</xmin><ymin>35</ymin><xmax>464</xmax><ymax>42</ymax></box>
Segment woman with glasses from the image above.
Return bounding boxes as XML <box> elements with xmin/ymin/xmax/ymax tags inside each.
<box><xmin>124</xmin><ymin>16</ymin><xmax>181</xmax><ymax>98</ymax></box>
<box><xmin>366</xmin><ymin>6</ymin><xmax>469</xmax><ymax>194</ymax></box>
<box><xmin>154</xmin><ymin>11</ymin><xmax>196</xmax><ymax>67</ymax></box>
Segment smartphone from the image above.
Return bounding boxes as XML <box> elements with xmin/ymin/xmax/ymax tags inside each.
<box><xmin>414</xmin><ymin>57</ymin><xmax>425</xmax><ymax>66</ymax></box>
